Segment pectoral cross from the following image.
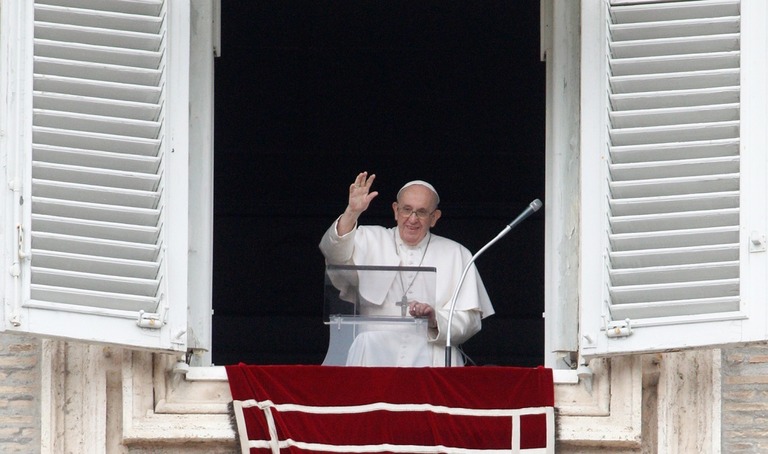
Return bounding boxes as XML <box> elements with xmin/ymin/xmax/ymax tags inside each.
<box><xmin>396</xmin><ymin>295</ymin><xmax>409</xmax><ymax>317</ymax></box>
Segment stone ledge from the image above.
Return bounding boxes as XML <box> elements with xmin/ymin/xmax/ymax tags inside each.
<box><xmin>556</xmin><ymin>356</ymin><xmax>643</xmax><ymax>448</ymax></box>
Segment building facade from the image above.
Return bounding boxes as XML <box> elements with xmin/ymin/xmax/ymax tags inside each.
<box><xmin>1</xmin><ymin>0</ymin><xmax>767</xmax><ymax>452</ymax></box>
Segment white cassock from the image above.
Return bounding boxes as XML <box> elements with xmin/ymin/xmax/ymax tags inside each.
<box><xmin>319</xmin><ymin>219</ymin><xmax>495</xmax><ymax>367</ymax></box>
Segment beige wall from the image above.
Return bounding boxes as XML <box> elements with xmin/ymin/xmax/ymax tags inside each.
<box><xmin>722</xmin><ymin>344</ymin><xmax>768</xmax><ymax>452</ymax></box>
<box><xmin>5</xmin><ymin>332</ymin><xmax>768</xmax><ymax>452</ymax></box>
<box><xmin>556</xmin><ymin>350</ymin><xmax>720</xmax><ymax>453</ymax></box>
<box><xmin>0</xmin><ymin>333</ymin><xmax>41</xmax><ymax>453</ymax></box>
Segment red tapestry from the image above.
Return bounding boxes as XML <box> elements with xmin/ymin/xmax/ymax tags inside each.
<box><xmin>226</xmin><ymin>364</ymin><xmax>554</xmax><ymax>453</ymax></box>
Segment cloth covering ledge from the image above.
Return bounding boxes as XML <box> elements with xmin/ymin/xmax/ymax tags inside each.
<box><xmin>226</xmin><ymin>364</ymin><xmax>555</xmax><ymax>453</ymax></box>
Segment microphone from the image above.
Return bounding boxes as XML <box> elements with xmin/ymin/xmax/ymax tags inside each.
<box><xmin>507</xmin><ymin>199</ymin><xmax>543</xmax><ymax>229</ymax></box>
<box><xmin>444</xmin><ymin>198</ymin><xmax>543</xmax><ymax>367</ymax></box>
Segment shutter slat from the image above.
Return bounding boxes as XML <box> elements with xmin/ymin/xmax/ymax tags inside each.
<box><xmin>30</xmin><ymin>285</ymin><xmax>159</xmax><ymax>313</ymax></box>
<box><xmin>610</xmin><ymin>261</ymin><xmax>739</xmax><ymax>286</ymax></box>
<box><xmin>33</xmin><ymin>180</ymin><xmax>160</xmax><ymax>209</ymax></box>
<box><xmin>34</xmin><ymin>110</ymin><xmax>161</xmax><ymax>138</ymax></box>
<box><xmin>32</xmin><ymin>161</ymin><xmax>159</xmax><ymax>191</ymax></box>
<box><xmin>35</xmin><ymin>4</ymin><xmax>163</xmax><ymax>34</ymax></box>
<box><xmin>609</xmin><ymin>209</ymin><xmax>739</xmax><ymax>234</ymax></box>
<box><xmin>609</xmin><ymin>192</ymin><xmax>739</xmax><ymax>216</ymax></box>
<box><xmin>35</xmin><ymin>0</ymin><xmax>164</xmax><ymax>17</ymax></box>
<box><xmin>32</xmin><ymin>214</ymin><xmax>159</xmax><ymax>243</ymax></box>
<box><xmin>610</xmin><ymin>226</ymin><xmax>739</xmax><ymax>250</ymax></box>
<box><xmin>610</xmin><ymin>69</ymin><xmax>740</xmax><ymax>94</ymax></box>
<box><xmin>610</xmin><ymin>1</ymin><xmax>740</xmax><ymax>24</ymax></box>
<box><xmin>32</xmin><ymin>197</ymin><xmax>161</xmax><ymax>226</ymax></box>
<box><xmin>610</xmin><ymin>104</ymin><xmax>739</xmax><ymax>128</ymax></box>
<box><xmin>610</xmin><ymin>52</ymin><xmax>739</xmax><ymax>77</ymax></box>
<box><xmin>34</xmin><ymin>92</ymin><xmax>160</xmax><ymax>122</ymax></box>
<box><xmin>610</xmin><ymin>34</ymin><xmax>739</xmax><ymax>59</ymax></box>
<box><xmin>610</xmin><ymin>174</ymin><xmax>739</xmax><ymax>198</ymax></box>
<box><xmin>610</xmin><ymin>139</ymin><xmax>739</xmax><ymax>164</ymax></box>
<box><xmin>607</xmin><ymin>297</ymin><xmax>740</xmax><ymax>321</ymax></box>
<box><xmin>610</xmin><ymin>87</ymin><xmax>740</xmax><ymax>111</ymax></box>
<box><xmin>610</xmin><ymin>243</ymin><xmax>739</xmax><ymax>268</ymax></box>
<box><xmin>610</xmin><ymin>121</ymin><xmax>739</xmax><ymax>146</ymax></box>
<box><xmin>32</xmin><ymin>249</ymin><xmax>159</xmax><ymax>279</ymax></box>
<box><xmin>35</xmin><ymin>56</ymin><xmax>162</xmax><ymax>86</ymax></box>
<box><xmin>35</xmin><ymin>22</ymin><xmax>162</xmax><ymax>51</ymax></box>
<box><xmin>33</xmin><ymin>143</ymin><xmax>159</xmax><ymax>173</ymax></box>
<box><xmin>610</xmin><ymin>156</ymin><xmax>739</xmax><ymax>180</ymax></box>
<box><xmin>33</xmin><ymin>127</ymin><xmax>161</xmax><ymax>156</ymax></box>
<box><xmin>35</xmin><ymin>40</ymin><xmax>161</xmax><ymax>68</ymax></box>
<box><xmin>32</xmin><ymin>232</ymin><xmax>160</xmax><ymax>261</ymax></box>
<box><xmin>609</xmin><ymin>278</ymin><xmax>739</xmax><ymax>304</ymax></box>
<box><xmin>32</xmin><ymin>267</ymin><xmax>159</xmax><ymax>296</ymax></box>
<box><xmin>610</xmin><ymin>16</ymin><xmax>739</xmax><ymax>41</ymax></box>
<box><xmin>34</xmin><ymin>75</ymin><xmax>161</xmax><ymax>103</ymax></box>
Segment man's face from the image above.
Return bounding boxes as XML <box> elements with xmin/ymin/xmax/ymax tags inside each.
<box><xmin>392</xmin><ymin>185</ymin><xmax>442</xmax><ymax>246</ymax></box>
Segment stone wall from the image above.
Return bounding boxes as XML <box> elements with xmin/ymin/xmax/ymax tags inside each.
<box><xmin>0</xmin><ymin>333</ymin><xmax>41</xmax><ymax>453</ymax></box>
<box><xmin>5</xmin><ymin>330</ymin><xmax>766</xmax><ymax>452</ymax></box>
<box><xmin>722</xmin><ymin>344</ymin><xmax>768</xmax><ymax>453</ymax></box>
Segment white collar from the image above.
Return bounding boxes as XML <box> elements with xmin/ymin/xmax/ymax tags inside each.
<box><xmin>394</xmin><ymin>228</ymin><xmax>431</xmax><ymax>251</ymax></box>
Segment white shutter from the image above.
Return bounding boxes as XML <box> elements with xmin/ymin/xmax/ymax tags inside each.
<box><xmin>580</xmin><ymin>0</ymin><xmax>768</xmax><ymax>357</ymax></box>
<box><xmin>1</xmin><ymin>0</ymin><xmax>191</xmax><ymax>351</ymax></box>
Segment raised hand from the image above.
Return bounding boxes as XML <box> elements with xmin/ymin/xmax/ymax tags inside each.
<box><xmin>347</xmin><ymin>171</ymin><xmax>379</xmax><ymax>215</ymax></box>
<box><xmin>336</xmin><ymin>171</ymin><xmax>379</xmax><ymax>236</ymax></box>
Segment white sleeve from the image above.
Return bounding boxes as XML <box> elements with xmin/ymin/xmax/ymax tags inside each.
<box><xmin>427</xmin><ymin>308</ymin><xmax>482</xmax><ymax>345</ymax></box>
<box><xmin>319</xmin><ymin>217</ymin><xmax>357</xmax><ymax>264</ymax></box>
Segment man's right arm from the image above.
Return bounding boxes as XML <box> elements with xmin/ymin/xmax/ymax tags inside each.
<box><xmin>319</xmin><ymin>216</ymin><xmax>356</xmax><ymax>264</ymax></box>
<box><xmin>322</xmin><ymin>171</ymin><xmax>379</xmax><ymax>261</ymax></box>
<box><xmin>335</xmin><ymin>206</ymin><xmax>362</xmax><ymax>237</ymax></box>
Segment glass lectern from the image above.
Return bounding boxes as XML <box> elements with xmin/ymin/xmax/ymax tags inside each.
<box><xmin>322</xmin><ymin>264</ymin><xmax>437</xmax><ymax>366</ymax></box>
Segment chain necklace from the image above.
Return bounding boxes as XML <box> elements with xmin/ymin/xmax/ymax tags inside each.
<box><xmin>394</xmin><ymin>230</ymin><xmax>431</xmax><ymax>316</ymax></box>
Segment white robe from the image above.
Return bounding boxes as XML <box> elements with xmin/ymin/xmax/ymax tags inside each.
<box><xmin>319</xmin><ymin>220</ymin><xmax>494</xmax><ymax>367</ymax></box>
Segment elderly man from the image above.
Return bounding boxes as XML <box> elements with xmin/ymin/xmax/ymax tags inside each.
<box><xmin>319</xmin><ymin>171</ymin><xmax>494</xmax><ymax>366</ymax></box>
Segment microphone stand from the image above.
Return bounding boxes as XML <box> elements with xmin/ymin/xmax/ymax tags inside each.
<box><xmin>445</xmin><ymin>199</ymin><xmax>542</xmax><ymax>367</ymax></box>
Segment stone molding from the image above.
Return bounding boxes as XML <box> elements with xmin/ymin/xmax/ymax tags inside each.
<box><xmin>556</xmin><ymin>356</ymin><xmax>643</xmax><ymax>448</ymax></box>
<box><xmin>40</xmin><ymin>341</ymin><xmax>236</xmax><ymax>451</ymax></box>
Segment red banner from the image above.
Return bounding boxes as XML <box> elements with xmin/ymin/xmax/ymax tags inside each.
<box><xmin>227</xmin><ymin>365</ymin><xmax>554</xmax><ymax>453</ymax></box>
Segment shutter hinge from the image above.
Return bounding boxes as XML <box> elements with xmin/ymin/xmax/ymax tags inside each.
<box><xmin>137</xmin><ymin>310</ymin><xmax>165</xmax><ymax>329</ymax></box>
<box><xmin>16</xmin><ymin>224</ymin><xmax>28</xmax><ymax>260</ymax></box>
<box><xmin>605</xmin><ymin>318</ymin><xmax>633</xmax><ymax>338</ymax></box>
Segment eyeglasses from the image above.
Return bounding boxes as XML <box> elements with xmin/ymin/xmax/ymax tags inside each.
<box><xmin>397</xmin><ymin>206</ymin><xmax>435</xmax><ymax>220</ymax></box>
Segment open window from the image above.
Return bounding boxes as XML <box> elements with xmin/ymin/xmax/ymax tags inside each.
<box><xmin>579</xmin><ymin>0</ymin><xmax>768</xmax><ymax>358</ymax></box>
<box><xmin>0</xmin><ymin>0</ymin><xmax>205</xmax><ymax>353</ymax></box>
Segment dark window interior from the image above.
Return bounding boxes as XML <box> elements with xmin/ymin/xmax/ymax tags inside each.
<box><xmin>212</xmin><ymin>1</ymin><xmax>545</xmax><ymax>367</ymax></box>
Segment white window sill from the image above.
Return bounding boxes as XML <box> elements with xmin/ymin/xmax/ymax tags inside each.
<box><xmin>553</xmin><ymin>369</ymin><xmax>579</xmax><ymax>384</ymax></box>
<box><xmin>186</xmin><ymin>364</ymin><xmax>228</xmax><ymax>381</ymax></box>
<box><xmin>187</xmin><ymin>365</ymin><xmax>581</xmax><ymax>384</ymax></box>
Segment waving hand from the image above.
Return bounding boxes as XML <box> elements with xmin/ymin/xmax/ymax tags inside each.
<box><xmin>336</xmin><ymin>171</ymin><xmax>379</xmax><ymax>236</ymax></box>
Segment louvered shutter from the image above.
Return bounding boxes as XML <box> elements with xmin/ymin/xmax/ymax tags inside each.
<box><xmin>580</xmin><ymin>0</ymin><xmax>768</xmax><ymax>357</ymax></box>
<box><xmin>1</xmin><ymin>0</ymin><xmax>191</xmax><ymax>351</ymax></box>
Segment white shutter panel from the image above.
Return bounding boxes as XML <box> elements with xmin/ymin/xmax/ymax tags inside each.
<box><xmin>1</xmin><ymin>0</ymin><xmax>190</xmax><ymax>351</ymax></box>
<box><xmin>580</xmin><ymin>0</ymin><xmax>768</xmax><ymax>357</ymax></box>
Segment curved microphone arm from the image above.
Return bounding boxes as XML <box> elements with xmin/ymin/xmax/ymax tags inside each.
<box><xmin>444</xmin><ymin>198</ymin><xmax>542</xmax><ymax>367</ymax></box>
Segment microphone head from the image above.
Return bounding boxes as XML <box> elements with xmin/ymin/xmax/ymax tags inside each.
<box><xmin>529</xmin><ymin>199</ymin><xmax>543</xmax><ymax>212</ymax></box>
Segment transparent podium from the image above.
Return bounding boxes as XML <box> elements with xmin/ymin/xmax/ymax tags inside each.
<box><xmin>323</xmin><ymin>264</ymin><xmax>437</xmax><ymax>366</ymax></box>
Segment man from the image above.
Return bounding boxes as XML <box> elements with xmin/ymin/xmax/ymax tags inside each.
<box><xmin>319</xmin><ymin>171</ymin><xmax>494</xmax><ymax>366</ymax></box>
